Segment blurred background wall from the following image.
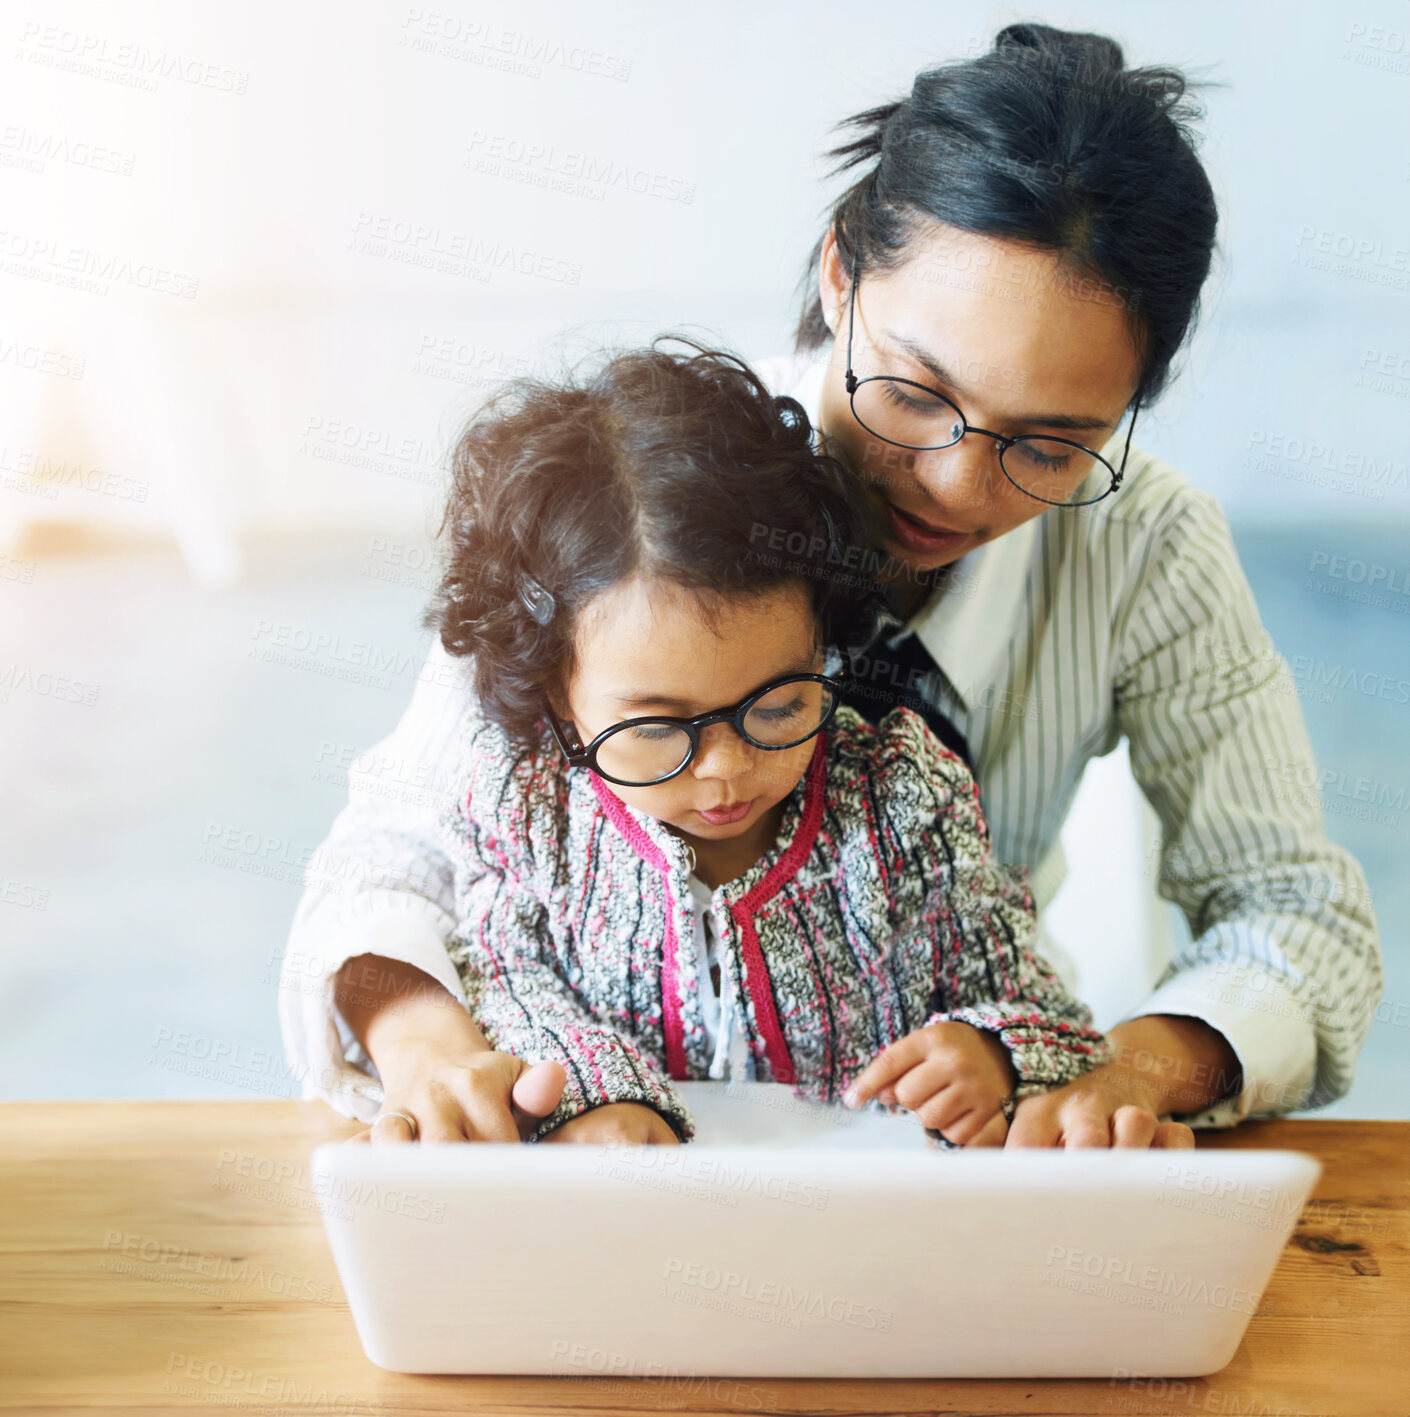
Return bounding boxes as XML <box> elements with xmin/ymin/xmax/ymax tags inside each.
<box><xmin>2</xmin><ymin>0</ymin><xmax>1406</xmax><ymax>1115</ymax></box>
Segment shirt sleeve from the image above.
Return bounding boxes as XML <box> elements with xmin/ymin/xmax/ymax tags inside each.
<box><xmin>1113</xmin><ymin>490</ymin><xmax>1383</xmax><ymax>1127</ymax></box>
<box><xmin>878</xmin><ymin>712</ymin><xmax>1114</xmax><ymax>1094</ymax></box>
<box><xmin>276</xmin><ymin>636</ymin><xmax>480</xmax><ymax>1123</ymax></box>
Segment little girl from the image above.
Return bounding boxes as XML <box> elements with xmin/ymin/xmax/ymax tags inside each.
<box><xmin>426</xmin><ymin>341</ymin><xmax>1110</xmax><ymax>1145</ymax></box>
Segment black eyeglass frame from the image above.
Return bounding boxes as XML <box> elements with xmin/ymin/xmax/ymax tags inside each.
<box><xmin>842</xmin><ymin>261</ymin><xmax>1141</xmax><ymax>508</ymax></box>
<box><xmin>545</xmin><ymin>671</ymin><xmax>846</xmax><ymax>788</ymax></box>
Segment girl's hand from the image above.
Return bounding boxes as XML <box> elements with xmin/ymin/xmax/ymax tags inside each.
<box><xmin>843</xmin><ymin>1021</ymin><xmax>1017</xmax><ymax>1147</ymax></box>
<box><xmin>361</xmin><ymin>1048</ymin><xmax>567</xmax><ymax>1144</ymax></box>
<box><xmin>1007</xmin><ymin>1070</ymin><xmax>1195</xmax><ymax>1150</ymax></box>
<box><xmin>539</xmin><ymin>1102</ymin><xmax>680</xmax><ymax>1146</ymax></box>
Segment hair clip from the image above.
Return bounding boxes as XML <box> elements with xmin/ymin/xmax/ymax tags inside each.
<box><xmin>518</xmin><ymin>575</ymin><xmax>556</xmax><ymax>626</ymax></box>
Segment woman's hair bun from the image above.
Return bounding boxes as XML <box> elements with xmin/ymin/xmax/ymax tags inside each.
<box><xmin>773</xmin><ymin>394</ymin><xmax>810</xmax><ymax>437</ymax></box>
<box><xmin>993</xmin><ymin>22</ymin><xmax>1124</xmax><ymax>74</ymax></box>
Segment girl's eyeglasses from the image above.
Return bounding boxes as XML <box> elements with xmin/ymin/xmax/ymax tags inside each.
<box><xmin>545</xmin><ymin>672</ymin><xmax>844</xmax><ymax>788</ymax></box>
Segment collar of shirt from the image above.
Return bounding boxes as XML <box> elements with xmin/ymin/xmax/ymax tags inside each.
<box><xmin>896</xmin><ymin>518</ymin><xmax>1038</xmax><ymax>712</ymax></box>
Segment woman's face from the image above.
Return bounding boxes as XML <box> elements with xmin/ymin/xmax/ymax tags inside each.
<box><xmin>815</xmin><ymin>223</ymin><xmax>1144</xmax><ymax>572</ymax></box>
<box><xmin>562</xmin><ymin>576</ymin><xmax>824</xmax><ymax>845</ymax></box>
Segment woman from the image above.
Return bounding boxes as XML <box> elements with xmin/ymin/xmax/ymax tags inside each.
<box><xmin>280</xmin><ymin>23</ymin><xmax>1381</xmax><ymax>1148</ymax></box>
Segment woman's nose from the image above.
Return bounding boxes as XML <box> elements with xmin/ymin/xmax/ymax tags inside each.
<box><xmin>913</xmin><ymin>437</ymin><xmax>1008</xmax><ymax>514</ymax></box>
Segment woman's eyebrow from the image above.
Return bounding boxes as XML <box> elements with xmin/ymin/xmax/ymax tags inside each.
<box><xmin>887</xmin><ymin>334</ymin><xmax>1111</xmax><ymax>433</ymax></box>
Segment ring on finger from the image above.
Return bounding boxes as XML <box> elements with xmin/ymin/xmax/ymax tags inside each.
<box><xmin>382</xmin><ymin>1108</ymin><xmax>419</xmax><ymax>1141</ymax></box>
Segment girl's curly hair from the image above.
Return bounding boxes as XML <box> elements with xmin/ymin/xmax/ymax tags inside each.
<box><xmin>423</xmin><ymin>338</ymin><xmax>885</xmax><ymax>749</ymax></box>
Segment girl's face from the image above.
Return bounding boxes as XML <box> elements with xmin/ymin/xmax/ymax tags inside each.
<box><xmin>815</xmin><ymin>223</ymin><xmax>1144</xmax><ymax>572</ymax></box>
<box><xmin>561</xmin><ymin>576</ymin><xmax>824</xmax><ymax>844</ymax></box>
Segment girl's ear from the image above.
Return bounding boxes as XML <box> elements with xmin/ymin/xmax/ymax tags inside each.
<box><xmin>544</xmin><ymin>675</ymin><xmax>575</xmax><ymax>727</ymax></box>
<box><xmin>542</xmin><ymin>687</ymin><xmax>583</xmax><ymax>755</ymax></box>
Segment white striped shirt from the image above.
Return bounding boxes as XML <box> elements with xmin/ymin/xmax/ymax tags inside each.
<box><xmin>279</xmin><ymin>348</ymin><xmax>1382</xmax><ymax>1129</ymax></box>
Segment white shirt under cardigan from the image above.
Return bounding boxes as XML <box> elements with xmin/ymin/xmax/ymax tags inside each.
<box><xmin>278</xmin><ymin>346</ymin><xmax>1382</xmax><ymax>1130</ymax></box>
<box><xmin>685</xmin><ymin>871</ymin><xmax>754</xmax><ymax>1082</ymax></box>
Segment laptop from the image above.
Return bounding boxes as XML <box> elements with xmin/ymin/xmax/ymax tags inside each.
<box><xmin>312</xmin><ymin>1080</ymin><xmax>1318</xmax><ymax>1379</ymax></box>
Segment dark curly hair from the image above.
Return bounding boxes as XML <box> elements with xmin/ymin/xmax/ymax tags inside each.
<box><xmin>423</xmin><ymin>339</ymin><xmax>886</xmax><ymax>749</ymax></box>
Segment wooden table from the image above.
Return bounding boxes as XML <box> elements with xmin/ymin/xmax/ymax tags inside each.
<box><xmin>0</xmin><ymin>1103</ymin><xmax>1404</xmax><ymax>1416</ymax></box>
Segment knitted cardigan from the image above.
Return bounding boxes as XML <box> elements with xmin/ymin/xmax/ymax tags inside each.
<box><xmin>439</xmin><ymin>704</ymin><xmax>1111</xmax><ymax>1142</ymax></box>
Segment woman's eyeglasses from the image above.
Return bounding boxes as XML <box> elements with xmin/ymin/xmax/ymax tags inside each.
<box><xmin>546</xmin><ymin>672</ymin><xmax>844</xmax><ymax>788</ymax></box>
<box><xmin>843</xmin><ymin>263</ymin><xmax>1140</xmax><ymax>508</ymax></box>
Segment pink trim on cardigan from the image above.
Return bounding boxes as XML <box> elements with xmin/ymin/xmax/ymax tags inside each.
<box><xmin>727</xmin><ymin>736</ymin><xmax>829</xmax><ymax>1086</ymax></box>
<box><xmin>589</xmin><ymin>739</ymin><xmax>829</xmax><ymax>1089</ymax></box>
<box><xmin>588</xmin><ymin>774</ymin><xmax>687</xmax><ymax>1080</ymax></box>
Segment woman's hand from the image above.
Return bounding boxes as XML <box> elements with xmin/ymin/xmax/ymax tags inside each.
<box><xmin>539</xmin><ymin>1102</ymin><xmax>680</xmax><ymax>1146</ymax></box>
<box><xmin>364</xmin><ymin>1046</ymin><xmax>567</xmax><ymax>1144</ymax></box>
<box><xmin>333</xmin><ymin>953</ymin><xmax>566</xmax><ymax>1143</ymax></box>
<box><xmin>1006</xmin><ymin>1015</ymin><xmax>1237</xmax><ymax>1150</ymax></box>
<box><xmin>1006</xmin><ymin>1070</ymin><xmax>1194</xmax><ymax>1149</ymax></box>
<box><xmin>843</xmin><ymin>1020</ymin><xmax>1017</xmax><ymax>1146</ymax></box>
